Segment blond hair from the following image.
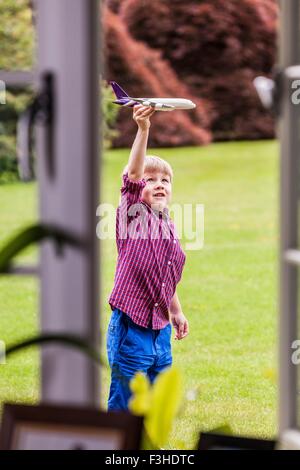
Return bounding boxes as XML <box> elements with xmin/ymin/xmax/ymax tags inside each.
<box><xmin>123</xmin><ymin>155</ymin><xmax>173</xmax><ymax>181</ymax></box>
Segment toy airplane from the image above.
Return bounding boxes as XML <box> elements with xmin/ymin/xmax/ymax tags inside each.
<box><xmin>110</xmin><ymin>81</ymin><xmax>196</xmax><ymax>111</ymax></box>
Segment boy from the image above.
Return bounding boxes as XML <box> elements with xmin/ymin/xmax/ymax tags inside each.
<box><xmin>107</xmin><ymin>104</ymin><xmax>189</xmax><ymax>411</ymax></box>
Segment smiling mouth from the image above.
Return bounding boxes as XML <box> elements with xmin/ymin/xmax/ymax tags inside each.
<box><xmin>153</xmin><ymin>193</ymin><xmax>165</xmax><ymax>197</ymax></box>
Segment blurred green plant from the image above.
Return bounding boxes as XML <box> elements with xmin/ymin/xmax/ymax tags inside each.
<box><xmin>0</xmin><ymin>2</ymin><xmax>119</xmax><ymax>181</ymax></box>
<box><xmin>0</xmin><ymin>0</ymin><xmax>35</xmax><ymax>182</ymax></box>
<box><xmin>128</xmin><ymin>367</ymin><xmax>183</xmax><ymax>450</ymax></box>
<box><xmin>0</xmin><ymin>0</ymin><xmax>35</xmax><ymax>71</ymax></box>
<box><xmin>1</xmin><ymin>333</ymin><xmax>102</xmax><ymax>367</ymax></box>
<box><xmin>128</xmin><ymin>368</ymin><xmax>234</xmax><ymax>450</ymax></box>
<box><xmin>101</xmin><ymin>80</ymin><xmax>119</xmax><ymax>149</ymax></box>
<box><xmin>0</xmin><ymin>90</ymin><xmax>34</xmax><ymax>183</ymax></box>
<box><xmin>0</xmin><ymin>135</ymin><xmax>18</xmax><ymax>183</ymax></box>
<box><xmin>0</xmin><ymin>81</ymin><xmax>119</xmax><ymax>182</ymax></box>
<box><xmin>0</xmin><ymin>223</ymin><xmax>84</xmax><ymax>273</ymax></box>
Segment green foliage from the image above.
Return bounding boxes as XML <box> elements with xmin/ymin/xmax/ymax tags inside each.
<box><xmin>1</xmin><ymin>333</ymin><xmax>102</xmax><ymax>367</ymax></box>
<box><xmin>0</xmin><ymin>91</ymin><xmax>34</xmax><ymax>183</ymax></box>
<box><xmin>0</xmin><ymin>81</ymin><xmax>118</xmax><ymax>181</ymax></box>
<box><xmin>0</xmin><ymin>0</ymin><xmax>35</xmax><ymax>181</ymax></box>
<box><xmin>101</xmin><ymin>80</ymin><xmax>119</xmax><ymax>149</ymax></box>
<box><xmin>0</xmin><ymin>223</ymin><xmax>84</xmax><ymax>272</ymax></box>
<box><xmin>0</xmin><ymin>3</ymin><xmax>119</xmax><ymax>180</ymax></box>
<box><xmin>129</xmin><ymin>367</ymin><xmax>183</xmax><ymax>449</ymax></box>
<box><xmin>0</xmin><ymin>0</ymin><xmax>35</xmax><ymax>71</ymax></box>
<box><xmin>0</xmin><ymin>135</ymin><xmax>18</xmax><ymax>182</ymax></box>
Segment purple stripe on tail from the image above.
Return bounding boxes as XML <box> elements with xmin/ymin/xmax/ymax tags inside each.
<box><xmin>110</xmin><ymin>81</ymin><xmax>129</xmax><ymax>100</ymax></box>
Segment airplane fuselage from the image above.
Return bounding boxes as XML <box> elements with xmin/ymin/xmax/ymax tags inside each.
<box><xmin>110</xmin><ymin>81</ymin><xmax>196</xmax><ymax>111</ymax></box>
<box><xmin>132</xmin><ymin>97</ymin><xmax>196</xmax><ymax>111</ymax></box>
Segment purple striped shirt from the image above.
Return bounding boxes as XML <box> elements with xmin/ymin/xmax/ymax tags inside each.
<box><xmin>108</xmin><ymin>172</ymin><xmax>186</xmax><ymax>330</ymax></box>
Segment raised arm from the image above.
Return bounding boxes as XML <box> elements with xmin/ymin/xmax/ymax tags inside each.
<box><xmin>127</xmin><ymin>105</ymin><xmax>155</xmax><ymax>181</ymax></box>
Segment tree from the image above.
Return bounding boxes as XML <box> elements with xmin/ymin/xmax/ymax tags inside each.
<box><xmin>0</xmin><ymin>1</ymin><xmax>118</xmax><ymax>181</ymax></box>
<box><xmin>0</xmin><ymin>0</ymin><xmax>34</xmax><ymax>182</ymax></box>
<box><xmin>104</xmin><ymin>0</ymin><xmax>278</xmax><ymax>146</ymax></box>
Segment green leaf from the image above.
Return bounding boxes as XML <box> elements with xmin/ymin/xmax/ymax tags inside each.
<box><xmin>204</xmin><ymin>424</ymin><xmax>233</xmax><ymax>436</ymax></box>
<box><xmin>1</xmin><ymin>333</ymin><xmax>104</xmax><ymax>367</ymax></box>
<box><xmin>0</xmin><ymin>224</ymin><xmax>83</xmax><ymax>272</ymax></box>
<box><xmin>128</xmin><ymin>372</ymin><xmax>152</xmax><ymax>416</ymax></box>
<box><xmin>145</xmin><ymin>367</ymin><xmax>182</xmax><ymax>449</ymax></box>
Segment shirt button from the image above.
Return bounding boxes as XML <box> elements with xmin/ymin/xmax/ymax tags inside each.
<box><xmin>168</xmin><ymin>261</ymin><xmax>171</xmax><ymax>265</ymax></box>
<box><xmin>162</xmin><ymin>283</ymin><xmax>165</xmax><ymax>287</ymax></box>
<box><xmin>154</xmin><ymin>303</ymin><xmax>158</xmax><ymax>307</ymax></box>
<box><xmin>173</xmin><ymin>240</ymin><xmax>177</xmax><ymax>244</ymax></box>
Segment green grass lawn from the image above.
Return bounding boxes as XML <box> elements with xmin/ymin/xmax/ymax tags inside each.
<box><xmin>0</xmin><ymin>140</ymin><xmax>278</xmax><ymax>449</ymax></box>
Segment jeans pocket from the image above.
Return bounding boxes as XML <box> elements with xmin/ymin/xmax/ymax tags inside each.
<box><xmin>106</xmin><ymin>309</ymin><xmax>129</xmax><ymax>368</ymax></box>
<box><xmin>107</xmin><ymin>309</ymin><xmax>128</xmax><ymax>367</ymax></box>
<box><xmin>156</xmin><ymin>323</ymin><xmax>172</xmax><ymax>361</ymax></box>
<box><xmin>119</xmin><ymin>317</ymin><xmax>155</xmax><ymax>357</ymax></box>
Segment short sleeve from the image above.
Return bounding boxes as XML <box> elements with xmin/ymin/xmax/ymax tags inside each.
<box><xmin>120</xmin><ymin>172</ymin><xmax>146</xmax><ymax>206</ymax></box>
<box><xmin>115</xmin><ymin>173</ymin><xmax>146</xmax><ymax>246</ymax></box>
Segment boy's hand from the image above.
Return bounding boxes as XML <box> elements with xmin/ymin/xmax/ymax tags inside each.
<box><xmin>133</xmin><ymin>105</ymin><xmax>155</xmax><ymax>131</ymax></box>
<box><xmin>170</xmin><ymin>312</ymin><xmax>189</xmax><ymax>340</ymax></box>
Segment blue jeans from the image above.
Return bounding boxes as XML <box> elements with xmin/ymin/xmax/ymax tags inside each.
<box><xmin>107</xmin><ymin>308</ymin><xmax>172</xmax><ymax>411</ymax></box>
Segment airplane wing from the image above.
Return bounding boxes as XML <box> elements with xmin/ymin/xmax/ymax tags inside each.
<box><xmin>132</xmin><ymin>98</ymin><xmax>175</xmax><ymax>110</ymax></box>
<box><xmin>155</xmin><ymin>103</ymin><xmax>175</xmax><ymax>110</ymax></box>
<box><xmin>131</xmin><ymin>97</ymin><xmax>152</xmax><ymax>105</ymax></box>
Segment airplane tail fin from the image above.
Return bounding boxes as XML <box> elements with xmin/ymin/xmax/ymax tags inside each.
<box><xmin>110</xmin><ymin>81</ymin><xmax>129</xmax><ymax>100</ymax></box>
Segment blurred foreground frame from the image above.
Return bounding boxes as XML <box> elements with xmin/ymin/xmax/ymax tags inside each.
<box><xmin>0</xmin><ymin>404</ymin><xmax>143</xmax><ymax>450</ymax></box>
<box><xmin>198</xmin><ymin>432</ymin><xmax>276</xmax><ymax>451</ymax></box>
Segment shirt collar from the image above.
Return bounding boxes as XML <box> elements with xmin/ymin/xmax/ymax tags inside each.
<box><xmin>141</xmin><ymin>201</ymin><xmax>170</xmax><ymax>220</ymax></box>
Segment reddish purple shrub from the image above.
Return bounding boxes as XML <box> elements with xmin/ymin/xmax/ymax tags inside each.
<box><xmin>104</xmin><ymin>0</ymin><xmax>278</xmax><ymax>146</ymax></box>
<box><xmin>104</xmin><ymin>6</ymin><xmax>211</xmax><ymax>147</ymax></box>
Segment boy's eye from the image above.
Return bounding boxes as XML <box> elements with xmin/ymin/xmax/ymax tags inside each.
<box><xmin>147</xmin><ymin>178</ymin><xmax>153</xmax><ymax>182</ymax></box>
<box><xmin>163</xmin><ymin>179</ymin><xmax>169</xmax><ymax>183</ymax></box>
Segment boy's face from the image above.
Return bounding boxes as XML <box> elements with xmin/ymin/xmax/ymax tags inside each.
<box><xmin>141</xmin><ymin>170</ymin><xmax>172</xmax><ymax>211</ymax></box>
